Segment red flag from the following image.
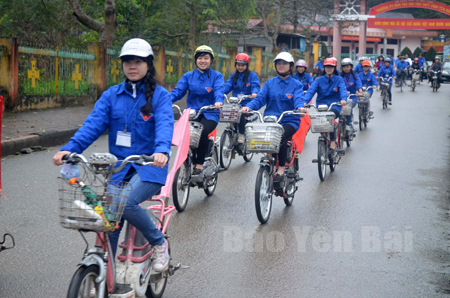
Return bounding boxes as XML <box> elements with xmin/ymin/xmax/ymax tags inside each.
<box><xmin>208</xmin><ymin>128</ymin><xmax>217</xmax><ymax>141</ymax></box>
<box><xmin>159</xmin><ymin>108</ymin><xmax>190</xmax><ymax>198</ymax></box>
<box><xmin>0</xmin><ymin>95</ymin><xmax>5</xmax><ymax>199</ymax></box>
<box><xmin>292</xmin><ymin>98</ymin><xmax>312</xmax><ymax>154</ymax></box>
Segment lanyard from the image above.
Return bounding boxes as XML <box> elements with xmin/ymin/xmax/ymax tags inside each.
<box><xmin>344</xmin><ymin>74</ymin><xmax>353</xmax><ymax>88</ymax></box>
<box><xmin>124</xmin><ymin>98</ymin><xmax>142</xmax><ymax>133</ymax></box>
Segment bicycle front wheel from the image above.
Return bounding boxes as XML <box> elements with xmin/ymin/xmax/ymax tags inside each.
<box><xmin>219</xmin><ymin>131</ymin><xmax>233</xmax><ymax>170</ymax></box>
<box><xmin>317</xmin><ymin>139</ymin><xmax>327</xmax><ymax>181</ymax></box>
<box><xmin>359</xmin><ymin>107</ymin><xmax>364</xmax><ymax>131</ymax></box>
<box><xmin>67</xmin><ymin>265</ymin><xmax>107</xmax><ymax>298</ymax></box>
<box><xmin>172</xmin><ymin>161</ymin><xmax>190</xmax><ymax>212</ymax></box>
<box><xmin>204</xmin><ymin>146</ymin><xmax>219</xmax><ymax>196</ymax></box>
<box><xmin>255</xmin><ymin>166</ymin><xmax>272</xmax><ymax>224</ymax></box>
<box><xmin>146</xmin><ymin>239</ymin><xmax>170</xmax><ymax>298</ymax></box>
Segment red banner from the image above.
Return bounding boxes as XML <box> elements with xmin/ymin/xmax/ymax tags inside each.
<box><xmin>370</xmin><ymin>0</ymin><xmax>450</xmax><ymax>17</ymax></box>
<box><xmin>342</xmin><ymin>35</ymin><xmax>382</xmax><ymax>42</ymax></box>
<box><xmin>390</xmin><ymin>30</ymin><xmax>439</xmax><ymax>37</ymax></box>
<box><xmin>368</xmin><ymin>18</ymin><xmax>450</xmax><ymax>29</ymax></box>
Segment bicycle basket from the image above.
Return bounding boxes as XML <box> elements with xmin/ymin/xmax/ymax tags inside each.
<box><xmin>59</xmin><ymin>179</ymin><xmax>131</xmax><ymax>232</ymax></box>
<box><xmin>381</xmin><ymin>82</ymin><xmax>389</xmax><ymax>90</ymax></box>
<box><xmin>220</xmin><ymin>104</ymin><xmax>241</xmax><ymax>123</ymax></box>
<box><xmin>358</xmin><ymin>93</ymin><xmax>370</xmax><ymax>104</ymax></box>
<box><xmin>189</xmin><ymin>121</ymin><xmax>204</xmax><ymax>149</ymax></box>
<box><xmin>309</xmin><ymin>112</ymin><xmax>335</xmax><ymax>133</ymax></box>
<box><xmin>412</xmin><ymin>73</ymin><xmax>420</xmax><ymax>81</ymax></box>
<box><xmin>340</xmin><ymin>105</ymin><xmax>352</xmax><ymax>116</ymax></box>
<box><xmin>245</xmin><ymin>123</ymin><xmax>284</xmax><ymax>153</ymax></box>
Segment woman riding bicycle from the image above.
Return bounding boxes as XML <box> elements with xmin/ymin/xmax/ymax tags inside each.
<box><xmin>303</xmin><ymin>58</ymin><xmax>348</xmax><ymax>152</ymax></box>
<box><xmin>241</xmin><ymin>52</ymin><xmax>307</xmax><ymax>187</ymax></box>
<box><xmin>293</xmin><ymin>59</ymin><xmax>313</xmax><ymax>91</ymax></box>
<box><xmin>223</xmin><ymin>53</ymin><xmax>260</xmax><ymax>143</ymax></box>
<box><xmin>357</xmin><ymin>60</ymin><xmax>378</xmax><ymax>118</ymax></box>
<box><xmin>376</xmin><ymin>57</ymin><xmax>396</xmax><ymax>105</ymax></box>
<box><xmin>171</xmin><ymin>45</ymin><xmax>224</xmax><ymax>176</ymax></box>
<box><xmin>52</xmin><ymin>38</ymin><xmax>173</xmax><ymax>272</ymax></box>
<box><xmin>340</xmin><ymin>58</ymin><xmax>363</xmax><ymax>131</ymax></box>
<box><xmin>394</xmin><ymin>56</ymin><xmax>410</xmax><ymax>87</ymax></box>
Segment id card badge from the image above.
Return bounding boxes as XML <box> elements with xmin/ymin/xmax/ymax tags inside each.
<box><xmin>116</xmin><ymin>131</ymin><xmax>131</xmax><ymax>147</ymax></box>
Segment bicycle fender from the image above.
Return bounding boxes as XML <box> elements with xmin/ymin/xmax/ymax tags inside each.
<box><xmin>78</xmin><ymin>254</ymin><xmax>106</xmax><ymax>283</ymax></box>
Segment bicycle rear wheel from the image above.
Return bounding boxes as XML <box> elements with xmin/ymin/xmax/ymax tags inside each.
<box><xmin>67</xmin><ymin>265</ymin><xmax>107</xmax><ymax>298</ymax></box>
<box><xmin>242</xmin><ymin>137</ymin><xmax>253</xmax><ymax>162</ymax></box>
<box><xmin>255</xmin><ymin>166</ymin><xmax>272</xmax><ymax>224</ymax></box>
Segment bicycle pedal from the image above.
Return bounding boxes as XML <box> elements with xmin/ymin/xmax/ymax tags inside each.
<box><xmin>217</xmin><ymin>168</ymin><xmax>225</xmax><ymax>173</ymax></box>
<box><xmin>336</xmin><ymin>149</ymin><xmax>345</xmax><ymax>156</ymax></box>
<box><xmin>312</xmin><ymin>159</ymin><xmax>318</xmax><ymax>163</ymax></box>
<box><xmin>369</xmin><ymin>116</ymin><xmax>374</xmax><ymax>119</ymax></box>
<box><xmin>286</xmin><ymin>173</ymin><xmax>296</xmax><ymax>179</ymax></box>
<box><xmin>295</xmin><ymin>176</ymin><xmax>303</xmax><ymax>182</ymax></box>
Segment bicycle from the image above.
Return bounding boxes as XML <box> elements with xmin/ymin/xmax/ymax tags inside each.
<box><xmin>398</xmin><ymin>69</ymin><xmax>407</xmax><ymax>92</ymax></box>
<box><xmin>339</xmin><ymin>95</ymin><xmax>356</xmax><ymax>148</ymax></box>
<box><xmin>306</xmin><ymin>102</ymin><xmax>345</xmax><ymax>182</ymax></box>
<box><xmin>244</xmin><ymin>110</ymin><xmax>305</xmax><ymax>224</ymax></box>
<box><xmin>431</xmin><ymin>70</ymin><xmax>440</xmax><ymax>92</ymax></box>
<box><xmin>410</xmin><ymin>69</ymin><xmax>421</xmax><ymax>92</ymax></box>
<box><xmin>219</xmin><ymin>95</ymin><xmax>254</xmax><ymax>170</ymax></box>
<box><xmin>380</xmin><ymin>76</ymin><xmax>392</xmax><ymax>109</ymax></box>
<box><xmin>171</xmin><ymin>105</ymin><xmax>221</xmax><ymax>212</ymax></box>
<box><xmin>60</xmin><ymin>152</ymin><xmax>187</xmax><ymax>298</ymax></box>
<box><xmin>357</xmin><ymin>86</ymin><xmax>373</xmax><ymax>131</ymax></box>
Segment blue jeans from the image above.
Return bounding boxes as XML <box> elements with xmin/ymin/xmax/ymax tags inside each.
<box><xmin>109</xmin><ymin>171</ymin><xmax>164</xmax><ymax>257</ymax></box>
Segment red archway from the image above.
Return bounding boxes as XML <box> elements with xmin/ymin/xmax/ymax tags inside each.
<box><xmin>370</xmin><ymin>0</ymin><xmax>450</xmax><ymax>16</ymax></box>
<box><xmin>368</xmin><ymin>0</ymin><xmax>450</xmax><ymax>29</ymax></box>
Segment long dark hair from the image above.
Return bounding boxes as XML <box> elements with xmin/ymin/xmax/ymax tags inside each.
<box><xmin>341</xmin><ymin>66</ymin><xmax>356</xmax><ymax>80</ymax></box>
<box><xmin>121</xmin><ymin>55</ymin><xmax>158</xmax><ymax>115</ymax></box>
<box><xmin>231</xmin><ymin>65</ymin><xmax>251</xmax><ymax>85</ymax></box>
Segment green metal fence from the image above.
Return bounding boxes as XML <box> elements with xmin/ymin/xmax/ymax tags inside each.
<box><xmin>18</xmin><ymin>46</ymin><xmax>95</xmax><ymax>96</ymax></box>
<box><xmin>262</xmin><ymin>52</ymin><xmax>275</xmax><ymax>77</ymax></box>
<box><xmin>106</xmin><ymin>47</ymin><xmax>126</xmax><ymax>88</ymax></box>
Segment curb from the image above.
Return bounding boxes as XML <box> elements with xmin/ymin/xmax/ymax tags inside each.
<box><xmin>1</xmin><ymin>128</ymin><xmax>79</xmax><ymax>157</ymax></box>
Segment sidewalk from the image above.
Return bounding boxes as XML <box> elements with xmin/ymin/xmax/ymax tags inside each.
<box><xmin>1</xmin><ymin>105</ymin><xmax>95</xmax><ymax>156</ymax></box>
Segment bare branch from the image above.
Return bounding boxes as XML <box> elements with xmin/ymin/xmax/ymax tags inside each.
<box><xmin>68</xmin><ymin>0</ymin><xmax>104</xmax><ymax>32</ymax></box>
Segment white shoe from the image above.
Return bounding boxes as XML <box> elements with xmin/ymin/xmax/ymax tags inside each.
<box><xmin>152</xmin><ymin>239</ymin><xmax>169</xmax><ymax>272</ymax></box>
<box><xmin>237</xmin><ymin>133</ymin><xmax>245</xmax><ymax>144</ymax></box>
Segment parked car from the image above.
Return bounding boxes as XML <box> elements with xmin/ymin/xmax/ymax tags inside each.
<box><xmin>442</xmin><ymin>62</ymin><xmax>450</xmax><ymax>83</ymax></box>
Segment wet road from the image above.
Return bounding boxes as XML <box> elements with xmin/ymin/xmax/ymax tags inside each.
<box><xmin>1</xmin><ymin>82</ymin><xmax>449</xmax><ymax>298</ymax></box>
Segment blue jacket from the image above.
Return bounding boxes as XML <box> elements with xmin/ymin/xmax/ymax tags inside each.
<box><xmin>341</xmin><ymin>72</ymin><xmax>362</xmax><ymax>102</ymax></box>
<box><xmin>171</xmin><ymin>69</ymin><xmax>224</xmax><ymax>123</ymax></box>
<box><xmin>418</xmin><ymin>57</ymin><xmax>426</xmax><ymax>69</ymax></box>
<box><xmin>314</xmin><ymin>61</ymin><xmax>324</xmax><ymax>70</ymax></box>
<box><xmin>354</xmin><ymin>64</ymin><xmax>364</xmax><ymax>75</ymax></box>
<box><xmin>377</xmin><ymin>65</ymin><xmax>396</xmax><ymax>84</ymax></box>
<box><xmin>246</xmin><ymin>75</ymin><xmax>306</xmax><ymax>131</ymax></box>
<box><xmin>293</xmin><ymin>72</ymin><xmax>314</xmax><ymax>91</ymax></box>
<box><xmin>395</xmin><ymin>60</ymin><xmax>410</xmax><ymax>70</ymax></box>
<box><xmin>358</xmin><ymin>71</ymin><xmax>379</xmax><ymax>96</ymax></box>
<box><xmin>223</xmin><ymin>71</ymin><xmax>260</xmax><ymax>106</ymax></box>
<box><xmin>60</xmin><ymin>82</ymin><xmax>174</xmax><ymax>185</ymax></box>
<box><xmin>303</xmin><ymin>75</ymin><xmax>348</xmax><ymax>113</ymax></box>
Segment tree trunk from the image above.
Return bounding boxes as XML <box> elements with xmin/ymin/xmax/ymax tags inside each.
<box><xmin>68</xmin><ymin>0</ymin><xmax>116</xmax><ymax>45</ymax></box>
<box><xmin>271</xmin><ymin>0</ymin><xmax>285</xmax><ymax>52</ymax></box>
<box><xmin>188</xmin><ymin>3</ymin><xmax>197</xmax><ymax>52</ymax></box>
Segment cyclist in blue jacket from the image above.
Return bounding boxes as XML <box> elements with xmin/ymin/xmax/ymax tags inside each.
<box><xmin>171</xmin><ymin>45</ymin><xmax>224</xmax><ymax>176</ymax></box>
<box><xmin>353</xmin><ymin>57</ymin><xmax>365</xmax><ymax>75</ymax></box>
<box><xmin>395</xmin><ymin>56</ymin><xmax>410</xmax><ymax>86</ymax></box>
<box><xmin>377</xmin><ymin>58</ymin><xmax>396</xmax><ymax>105</ymax></box>
<box><xmin>340</xmin><ymin>58</ymin><xmax>363</xmax><ymax>131</ymax></box>
<box><xmin>358</xmin><ymin>60</ymin><xmax>378</xmax><ymax>118</ymax></box>
<box><xmin>418</xmin><ymin>53</ymin><xmax>427</xmax><ymax>82</ymax></box>
<box><xmin>52</xmin><ymin>38</ymin><xmax>173</xmax><ymax>272</ymax></box>
<box><xmin>242</xmin><ymin>52</ymin><xmax>307</xmax><ymax>186</ymax></box>
<box><xmin>303</xmin><ymin>58</ymin><xmax>347</xmax><ymax>153</ymax></box>
<box><xmin>293</xmin><ymin>59</ymin><xmax>314</xmax><ymax>91</ymax></box>
<box><xmin>313</xmin><ymin>57</ymin><xmax>325</xmax><ymax>78</ymax></box>
<box><xmin>223</xmin><ymin>53</ymin><xmax>260</xmax><ymax>143</ymax></box>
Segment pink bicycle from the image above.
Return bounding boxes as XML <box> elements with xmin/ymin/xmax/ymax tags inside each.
<box><xmin>59</xmin><ymin>110</ymin><xmax>191</xmax><ymax>298</ymax></box>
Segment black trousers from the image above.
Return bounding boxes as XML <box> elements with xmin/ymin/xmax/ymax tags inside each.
<box><xmin>192</xmin><ymin>115</ymin><xmax>218</xmax><ymax>165</ymax></box>
<box><xmin>273</xmin><ymin>124</ymin><xmax>297</xmax><ymax>167</ymax></box>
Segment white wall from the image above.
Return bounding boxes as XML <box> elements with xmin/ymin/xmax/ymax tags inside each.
<box><xmin>399</xmin><ymin>36</ymin><xmax>422</xmax><ymax>54</ymax></box>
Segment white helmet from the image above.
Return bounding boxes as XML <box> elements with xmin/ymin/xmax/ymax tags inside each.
<box><xmin>274</xmin><ymin>52</ymin><xmax>294</xmax><ymax>64</ymax></box>
<box><xmin>359</xmin><ymin>56</ymin><xmax>365</xmax><ymax>62</ymax></box>
<box><xmin>119</xmin><ymin>38</ymin><xmax>154</xmax><ymax>58</ymax></box>
<box><xmin>331</xmin><ymin>57</ymin><xmax>337</xmax><ymax>62</ymax></box>
<box><xmin>341</xmin><ymin>58</ymin><xmax>353</xmax><ymax>66</ymax></box>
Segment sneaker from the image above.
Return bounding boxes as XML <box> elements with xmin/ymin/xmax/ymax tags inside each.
<box><xmin>388</xmin><ymin>101</ymin><xmax>392</xmax><ymax>105</ymax></box>
<box><xmin>237</xmin><ymin>133</ymin><xmax>245</xmax><ymax>144</ymax></box>
<box><xmin>369</xmin><ymin>111</ymin><xmax>374</xmax><ymax>116</ymax></box>
<box><xmin>152</xmin><ymin>239</ymin><xmax>169</xmax><ymax>272</ymax></box>
<box><xmin>346</xmin><ymin>125</ymin><xmax>351</xmax><ymax>131</ymax></box>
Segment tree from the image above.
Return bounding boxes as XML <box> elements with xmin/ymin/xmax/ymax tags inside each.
<box><xmin>425</xmin><ymin>46</ymin><xmax>437</xmax><ymax>61</ymax></box>
<box><xmin>320</xmin><ymin>42</ymin><xmax>328</xmax><ymax>58</ymax></box>
<box><xmin>255</xmin><ymin>0</ymin><xmax>286</xmax><ymax>52</ymax></box>
<box><xmin>413</xmin><ymin>47</ymin><xmax>423</xmax><ymax>58</ymax></box>
<box><xmin>68</xmin><ymin>0</ymin><xmax>117</xmax><ymax>45</ymax></box>
<box><xmin>400</xmin><ymin>47</ymin><xmax>413</xmax><ymax>57</ymax></box>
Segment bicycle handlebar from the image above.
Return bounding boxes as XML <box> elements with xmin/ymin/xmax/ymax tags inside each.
<box><xmin>224</xmin><ymin>94</ymin><xmax>252</xmax><ymax>104</ymax></box>
<box><xmin>305</xmin><ymin>102</ymin><xmax>342</xmax><ymax>112</ymax></box>
<box><xmin>244</xmin><ymin>110</ymin><xmax>305</xmax><ymax>123</ymax></box>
